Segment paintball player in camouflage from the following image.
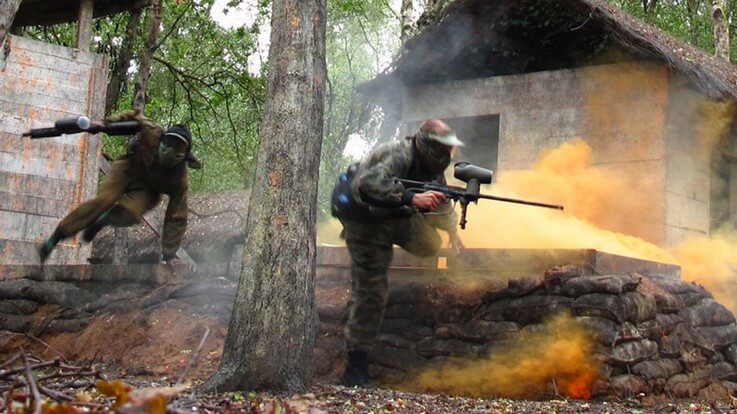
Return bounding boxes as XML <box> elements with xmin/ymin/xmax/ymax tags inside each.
<box><xmin>38</xmin><ymin>110</ymin><xmax>199</xmax><ymax>268</ymax></box>
<box><xmin>332</xmin><ymin>119</ymin><xmax>465</xmax><ymax>386</ymax></box>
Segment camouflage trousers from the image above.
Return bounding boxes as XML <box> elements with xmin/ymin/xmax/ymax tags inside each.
<box><xmin>56</xmin><ymin>158</ymin><xmax>161</xmax><ymax>239</ymax></box>
<box><xmin>342</xmin><ymin>213</ymin><xmax>442</xmax><ymax>352</ymax></box>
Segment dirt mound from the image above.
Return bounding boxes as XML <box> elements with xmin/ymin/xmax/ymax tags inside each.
<box><xmin>1</xmin><ymin>303</ymin><xmax>227</xmax><ymax>381</ymax></box>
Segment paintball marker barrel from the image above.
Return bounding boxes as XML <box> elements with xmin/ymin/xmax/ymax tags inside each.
<box><xmin>396</xmin><ymin>162</ymin><xmax>564</xmax><ymax>229</ymax></box>
<box><xmin>22</xmin><ymin>116</ymin><xmax>141</xmax><ymax>139</ymax></box>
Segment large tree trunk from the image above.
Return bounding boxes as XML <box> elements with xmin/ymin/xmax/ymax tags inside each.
<box><xmin>106</xmin><ymin>9</ymin><xmax>142</xmax><ymax>115</ymax></box>
<box><xmin>0</xmin><ymin>0</ymin><xmax>22</xmax><ymax>46</ymax></box>
<box><xmin>711</xmin><ymin>0</ymin><xmax>730</xmax><ymax>60</ymax></box>
<box><xmin>200</xmin><ymin>0</ymin><xmax>326</xmax><ymax>393</ymax></box>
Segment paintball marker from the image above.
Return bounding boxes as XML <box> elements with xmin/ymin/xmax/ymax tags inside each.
<box><xmin>396</xmin><ymin>162</ymin><xmax>564</xmax><ymax>229</ymax></box>
<box><xmin>22</xmin><ymin>116</ymin><xmax>141</xmax><ymax>139</ymax></box>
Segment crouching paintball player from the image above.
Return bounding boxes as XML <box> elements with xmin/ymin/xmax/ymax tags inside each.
<box><xmin>38</xmin><ymin>110</ymin><xmax>199</xmax><ymax>269</ymax></box>
<box><xmin>331</xmin><ymin>119</ymin><xmax>465</xmax><ymax>387</ymax></box>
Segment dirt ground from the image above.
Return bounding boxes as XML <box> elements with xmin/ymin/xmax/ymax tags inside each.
<box><xmin>0</xmin><ymin>304</ymin><xmax>227</xmax><ymax>381</ymax></box>
<box><xmin>3</xmin><ymin>305</ymin><xmax>737</xmax><ymax>413</ymax></box>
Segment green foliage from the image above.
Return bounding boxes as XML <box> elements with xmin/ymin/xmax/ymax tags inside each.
<box><xmin>20</xmin><ymin>0</ymin><xmax>267</xmax><ymax>193</ymax></box>
<box><xmin>318</xmin><ymin>0</ymin><xmax>401</xmax><ymax>209</ymax></box>
<box><xmin>606</xmin><ymin>0</ymin><xmax>737</xmax><ymax>62</ymax></box>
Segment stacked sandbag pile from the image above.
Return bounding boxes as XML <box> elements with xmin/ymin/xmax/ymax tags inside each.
<box><xmin>313</xmin><ymin>265</ymin><xmax>737</xmax><ymax>398</ymax></box>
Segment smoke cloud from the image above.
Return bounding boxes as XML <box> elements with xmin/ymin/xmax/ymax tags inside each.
<box><xmin>398</xmin><ymin>312</ymin><xmax>599</xmax><ymax>399</ymax></box>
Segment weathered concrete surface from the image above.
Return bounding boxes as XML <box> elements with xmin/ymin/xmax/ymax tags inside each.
<box><xmin>401</xmin><ymin>61</ymin><xmax>729</xmax><ymax>248</ymax></box>
<box><xmin>0</xmin><ymin>35</ymin><xmax>108</xmax><ymax>265</ymax></box>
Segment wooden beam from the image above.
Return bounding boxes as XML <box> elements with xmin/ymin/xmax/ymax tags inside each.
<box><xmin>75</xmin><ymin>0</ymin><xmax>94</xmax><ymax>51</ymax></box>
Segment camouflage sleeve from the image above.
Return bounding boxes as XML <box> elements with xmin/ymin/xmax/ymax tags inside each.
<box><xmin>161</xmin><ymin>187</ymin><xmax>188</xmax><ymax>260</ymax></box>
<box><xmin>355</xmin><ymin>147</ymin><xmax>415</xmax><ymax>208</ymax></box>
<box><xmin>105</xmin><ymin>110</ymin><xmax>164</xmax><ymax>146</ymax></box>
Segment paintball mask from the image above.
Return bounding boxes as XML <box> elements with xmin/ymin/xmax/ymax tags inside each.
<box><xmin>159</xmin><ymin>124</ymin><xmax>192</xmax><ymax>168</ymax></box>
<box><xmin>415</xmin><ymin>128</ymin><xmax>465</xmax><ymax>174</ymax></box>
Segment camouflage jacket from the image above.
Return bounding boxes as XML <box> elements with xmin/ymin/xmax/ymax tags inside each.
<box><xmin>106</xmin><ymin>110</ymin><xmax>188</xmax><ymax>258</ymax></box>
<box><xmin>350</xmin><ymin>137</ymin><xmax>457</xmax><ymax>233</ymax></box>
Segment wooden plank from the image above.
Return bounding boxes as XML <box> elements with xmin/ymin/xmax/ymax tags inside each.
<box><xmin>7</xmin><ymin>46</ymin><xmax>99</xmax><ymax>75</ymax></box>
<box><xmin>1</xmin><ymin>71</ymin><xmax>90</xmax><ymax>104</ymax></box>
<box><xmin>0</xmin><ymin>98</ymin><xmax>88</xmax><ymax>123</ymax></box>
<box><xmin>8</xmin><ymin>35</ymin><xmax>101</xmax><ymax>66</ymax></box>
<box><xmin>0</xmin><ymin>100</ymin><xmax>83</xmax><ymax>125</ymax></box>
<box><xmin>0</xmin><ymin>171</ymin><xmax>77</xmax><ymax>203</ymax></box>
<box><xmin>2</xmin><ymin>62</ymin><xmax>91</xmax><ymax>91</ymax></box>
<box><xmin>0</xmin><ymin>190</ymin><xmax>68</xmax><ymax>217</ymax></box>
<box><xmin>2</xmin><ymin>82</ymin><xmax>88</xmax><ymax>114</ymax></box>
<box><xmin>0</xmin><ymin>210</ymin><xmax>57</xmax><ymax>242</ymax></box>
<box><xmin>0</xmin><ymin>151</ymin><xmax>84</xmax><ymax>182</ymax></box>
<box><xmin>0</xmin><ymin>132</ymin><xmax>82</xmax><ymax>165</ymax></box>
<box><xmin>0</xmin><ymin>35</ymin><xmax>106</xmax><ymax>265</ymax></box>
<box><xmin>0</xmin><ymin>239</ymin><xmax>78</xmax><ymax>265</ymax></box>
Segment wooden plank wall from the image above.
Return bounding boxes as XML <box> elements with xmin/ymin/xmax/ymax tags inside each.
<box><xmin>0</xmin><ymin>35</ymin><xmax>108</xmax><ymax>264</ymax></box>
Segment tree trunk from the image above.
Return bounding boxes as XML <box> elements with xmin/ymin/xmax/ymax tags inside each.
<box><xmin>200</xmin><ymin>0</ymin><xmax>326</xmax><ymax>393</ymax></box>
<box><xmin>643</xmin><ymin>0</ymin><xmax>658</xmax><ymax>22</ymax></box>
<box><xmin>712</xmin><ymin>0</ymin><xmax>730</xmax><ymax>60</ymax></box>
<box><xmin>400</xmin><ymin>0</ymin><xmax>413</xmax><ymax>46</ymax></box>
<box><xmin>0</xmin><ymin>0</ymin><xmax>22</xmax><ymax>46</ymax></box>
<box><xmin>133</xmin><ymin>0</ymin><xmax>162</xmax><ymax>111</ymax></box>
<box><xmin>106</xmin><ymin>9</ymin><xmax>142</xmax><ymax>115</ymax></box>
<box><xmin>685</xmin><ymin>0</ymin><xmax>701</xmax><ymax>45</ymax></box>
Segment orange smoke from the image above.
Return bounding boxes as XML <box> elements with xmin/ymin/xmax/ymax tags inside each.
<box><xmin>673</xmin><ymin>233</ymin><xmax>737</xmax><ymax>313</ymax></box>
<box><xmin>455</xmin><ymin>139</ymin><xmax>675</xmax><ymax>263</ymax></box>
<box><xmin>401</xmin><ymin>312</ymin><xmax>599</xmax><ymax>399</ymax></box>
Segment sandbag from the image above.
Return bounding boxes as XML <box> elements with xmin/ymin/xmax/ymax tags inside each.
<box><xmin>631</xmin><ymin>358</ymin><xmax>683</xmax><ymax>379</ymax></box>
<box><xmin>548</xmin><ymin>274</ymin><xmax>640</xmax><ymax>297</ymax></box>
<box><xmin>667</xmin><ymin>373</ymin><xmax>710</xmax><ymax>398</ymax></box>
<box><xmin>637</xmin><ymin>314</ymin><xmax>684</xmax><ymax>340</ymax></box>
<box><xmin>610</xmin><ymin>374</ymin><xmax>648</xmax><ymax>397</ymax></box>
<box><xmin>483</xmin><ymin>295</ymin><xmax>573</xmax><ymax>325</ymax></box>
<box><xmin>415</xmin><ymin>338</ymin><xmax>481</xmax><ymax>358</ymax></box>
<box><xmin>0</xmin><ymin>299</ymin><xmax>39</xmax><ymax>314</ymax></box>
<box><xmin>621</xmin><ymin>292</ymin><xmax>657</xmax><ymax>323</ymax></box>
<box><xmin>679</xmin><ymin>298</ymin><xmax>735</xmax><ymax>327</ymax></box>
<box><xmin>610</xmin><ymin>339</ymin><xmax>658</xmax><ymax>365</ymax></box>
<box><xmin>697</xmin><ymin>324</ymin><xmax>737</xmax><ymax>349</ymax></box>
<box><xmin>575</xmin><ymin>316</ymin><xmax>618</xmax><ymax>345</ymax></box>
<box><xmin>573</xmin><ymin>293</ymin><xmax>626</xmax><ymax>322</ymax></box>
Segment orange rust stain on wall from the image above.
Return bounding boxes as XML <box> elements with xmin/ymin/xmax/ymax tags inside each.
<box><xmin>273</xmin><ymin>214</ymin><xmax>288</xmax><ymax>226</ymax></box>
<box><xmin>269</xmin><ymin>171</ymin><xmax>280</xmax><ymax>187</ymax></box>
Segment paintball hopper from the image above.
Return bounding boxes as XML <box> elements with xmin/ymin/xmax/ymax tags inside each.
<box><xmin>454</xmin><ymin>162</ymin><xmax>493</xmax><ymax>198</ymax></box>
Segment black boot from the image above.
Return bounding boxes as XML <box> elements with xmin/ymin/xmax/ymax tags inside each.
<box><xmin>340</xmin><ymin>351</ymin><xmax>374</xmax><ymax>388</ymax></box>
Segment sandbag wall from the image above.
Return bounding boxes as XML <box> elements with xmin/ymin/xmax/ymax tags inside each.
<box><xmin>315</xmin><ymin>265</ymin><xmax>737</xmax><ymax>398</ymax></box>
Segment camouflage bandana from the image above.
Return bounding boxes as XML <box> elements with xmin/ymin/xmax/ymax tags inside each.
<box><xmin>415</xmin><ymin>134</ymin><xmax>451</xmax><ymax>174</ymax></box>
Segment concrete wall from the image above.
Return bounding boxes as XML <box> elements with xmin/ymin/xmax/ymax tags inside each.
<box><xmin>0</xmin><ymin>35</ymin><xmax>107</xmax><ymax>264</ymax></box>
<box><xmin>402</xmin><ymin>62</ymin><xmax>670</xmax><ymax>245</ymax></box>
<box><xmin>665</xmin><ymin>77</ymin><xmax>735</xmax><ymax>245</ymax></box>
